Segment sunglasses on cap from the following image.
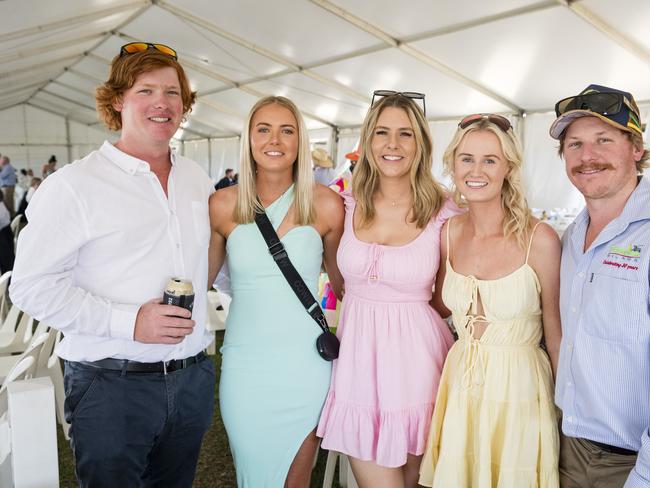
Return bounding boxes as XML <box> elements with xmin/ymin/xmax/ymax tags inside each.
<box><xmin>371</xmin><ymin>90</ymin><xmax>426</xmax><ymax>117</ymax></box>
<box><xmin>554</xmin><ymin>91</ymin><xmax>638</xmax><ymax>118</ymax></box>
<box><xmin>119</xmin><ymin>42</ymin><xmax>178</xmax><ymax>60</ymax></box>
<box><xmin>459</xmin><ymin>113</ymin><xmax>512</xmax><ymax>132</ymax></box>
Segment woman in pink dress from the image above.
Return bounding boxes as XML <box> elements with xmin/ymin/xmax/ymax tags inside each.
<box><xmin>317</xmin><ymin>91</ymin><xmax>461</xmax><ymax>487</ymax></box>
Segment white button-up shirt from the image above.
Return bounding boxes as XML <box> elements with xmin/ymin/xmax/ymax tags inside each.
<box><xmin>10</xmin><ymin>141</ymin><xmax>214</xmax><ymax>362</ymax></box>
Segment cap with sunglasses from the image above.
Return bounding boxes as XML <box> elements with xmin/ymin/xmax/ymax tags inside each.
<box><xmin>119</xmin><ymin>42</ymin><xmax>178</xmax><ymax>60</ymax></box>
<box><xmin>549</xmin><ymin>84</ymin><xmax>642</xmax><ymax>139</ymax></box>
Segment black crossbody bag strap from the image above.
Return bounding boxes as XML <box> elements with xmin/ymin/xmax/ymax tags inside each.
<box><xmin>253</xmin><ymin>210</ymin><xmax>330</xmax><ymax>334</ymax></box>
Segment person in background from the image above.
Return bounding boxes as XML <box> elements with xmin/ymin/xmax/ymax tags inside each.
<box><xmin>41</xmin><ymin>155</ymin><xmax>57</xmax><ymax>179</ymax></box>
<box><xmin>419</xmin><ymin>113</ymin><xmax>561</xmax><ymax>487</ymax></box>
<box><xmin>215</xmin><ymin>168</ymin><xmax>235</xmax><ymax>190</ymax></box>
<box><xmin>208</xmin><ymin>95</ymin><xmax>344</xmax><ymax>487</ymax></box>
<box><xmin>16</xmin><ymin>177</ymin><xmax>42</xmax><ymax>223</ymax></box>
<box><xmin>317</xmin><ymin>91</ymin><xmax>461</xmax><ymax>488</ymax></box>
<box><xmin>10</xmin><ymin>42</ymin><xmax>215</xmax><ymax>487</ymax></box>
<box><xmin>550</xmin><ymin>84</ymin><xmax>650</xmax><ymax>488</ymax></box>
<box><xmin>311</xmin><ymin>147</ymin><xmax>337</xmax><ymax>186</ymax></box>
<box><xmin>0</xmin><ymin>155</ymin><xmax>17</xmax><ymax>218</ymax></box>
<box><xmin>0</xmin><ymin>189</ymin><xmax>14</xmax><ymax>273</ymax></box>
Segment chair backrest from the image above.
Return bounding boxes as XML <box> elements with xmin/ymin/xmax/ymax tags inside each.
<box><xmin>0</xmin><ymin>309</ymin><xmax>34</xmax><ymax>355</ymax></box>
<box><xmin>0</xmin><ymin>332</ymin><xmax>48</xmax><ymax>394</ymax></box>
<box><xmin>0</xmin><ymin>271</ymin><xmax>10</xmax><ymax>322</ymax></box>
<box><xmin>9</xmin><ymin>216</ymin><xmax>20</xmax><ymax>234</ymax></box>
<box><xmin>35</xmin><ymin>327</ymin><xmax>55</xmax><ymax>377</ymax></box>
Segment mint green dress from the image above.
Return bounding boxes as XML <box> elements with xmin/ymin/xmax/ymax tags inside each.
<box><xmin>219</xmin><ymin>185</ymin><xmax>332</xmax><ymax>487</ymax></box>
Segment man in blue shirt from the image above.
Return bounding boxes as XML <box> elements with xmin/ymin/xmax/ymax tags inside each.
<box><xmin>0</xmin><ymin>155</ymin><xmax>17</xmax><ymax>218</ymax></box>
<box><xmin>550</xmin><ymin>84</ymin><xmax>650</xmax><ymax>487</ymax></box>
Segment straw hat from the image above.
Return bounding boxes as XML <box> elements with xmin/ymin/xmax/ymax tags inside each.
<box><xmin>311</xmin><ymin>148</ymin><xmax>335</xmax><ymax>168</ymax></box>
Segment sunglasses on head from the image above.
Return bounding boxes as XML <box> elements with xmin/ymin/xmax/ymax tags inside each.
<box><xmin>371</xmin><ymin>90</ymin><xmax>426</xmax><ymax>117</ymax></box>
<box><xmin>554</xmin><ymin>91</ymin><xmax>637</xmax><ymax>118</ymax></box>
<box><xmin>119</xmin><ymin>42</ymin><xmax>178</xmax><ymax>60</ymax></box>
<box><xmin>459</xmin><ymin>113</ymin><xmax>512</xmax><ymax>132</ymax></box>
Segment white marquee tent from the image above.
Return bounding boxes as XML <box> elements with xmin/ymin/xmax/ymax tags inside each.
<box><xmin>1</xmin><ymin>0</ymin><xmax>650</xmax><ymax>211</ymax></box>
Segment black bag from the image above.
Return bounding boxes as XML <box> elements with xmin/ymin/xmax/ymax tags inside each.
<box><xmin>254</xmin><ymin>209</ymin><xmax>340</xmax><ymax>361</ymax></box>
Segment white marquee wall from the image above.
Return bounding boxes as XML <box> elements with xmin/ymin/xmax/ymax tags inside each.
<box><xmin>1</xmin><ymin>101</ymin><xmax>648</xmax><ymax>209</ymax></box>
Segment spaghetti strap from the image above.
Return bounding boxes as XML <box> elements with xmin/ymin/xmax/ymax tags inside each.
<box><xmin>525</xmin><ymin>221</ymin><xmax>543</xmax><ymax>264</ymax></box>
<box><xmin>446</xmin><ymin>217</ymin><xmax>453</xmax><ymax>264</ymax></box>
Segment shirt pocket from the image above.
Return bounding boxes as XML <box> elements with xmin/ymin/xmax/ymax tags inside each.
<box><xmin>585</xmin><ymin>270</ymin><xmax>642</xmax><ymax>343</ymax></box>
<box><xmin>191</xmin><ymin>200</ymin><xmax>210</xmax><ymax>248</ymax></box>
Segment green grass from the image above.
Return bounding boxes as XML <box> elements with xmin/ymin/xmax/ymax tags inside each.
<box><xmin>56</xmin><ymin>331</ymin><xmax>340</xmax><ymax>487</ymax></box>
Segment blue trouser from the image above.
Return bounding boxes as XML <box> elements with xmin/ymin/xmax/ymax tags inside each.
<box><xmin>64</xmin><ymin>357</ymin><xmax>215</xmax><ymax>488</ymax></box>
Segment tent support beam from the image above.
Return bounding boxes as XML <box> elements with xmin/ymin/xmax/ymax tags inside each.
<box><xmin>94</xmin><ymin>40</ymin><xmax>339</xmax><ymax>129</ymax></box>
<box><xmin>156</xmin><ymin>0</ymin><xmax>370</xmax><ymax>103</ymax></box>
<box><xmin>0</xmin><ymin>1</ymin><xmax>149</xmax><ymax>43</ymax></box>
<box><xmin>558</xmin><ymin>0</ymin><xmax>650</xmax><ymax>65</ymax></box>
<box><xmin>309</xmin><ymin>0</ymin><xmax>522</xmax><ymax>113</ymax></box>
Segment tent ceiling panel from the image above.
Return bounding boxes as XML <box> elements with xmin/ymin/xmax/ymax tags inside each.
<box><xmin>31</xmin><ymin>92</ymin><xmax>98</xmax><ymax>121</ymax></box>
<box><xmin>68</xmin><ymin>56</ymin><xmax>111</xmax><ymax>81</ymax></box>
<box><xmin>113</xmin><ymin>5</ymin><xmax>287</xmax><ymax>81</ymax></box>
<box><xmin>323</xmin><ymin>0</ymin><xmax>548</xmax><ymax>39</ymax></box>
<box><xmin>57</xmin><ymin>71</ymin><xmax>100</xmax><ymax>95</ymax></box>
<box><xmin>1</xmin><ymin>9</ymin><xmax>142</xmax><ymax>54</ymax></box>
<box><xmin>311</xmin><ymin>47</ymin><xmax>511</xmax><ymax>119</ymax></box>
<box><xmin>0</xmin><ymin>0</ymin><xmax>140</xmax><ymax>37</ymax></box>
<box><xmin>0</xmin><ymin>41</ymin><xmax>97</xmax><ymax>77</ymax></box>
<box><xmin>45</xmin><ymin>82</ymin><xmax>97</xmax><ymax>109</ymax></box>
<box><xmin>584</xmin><ymin>0</ymin><xmax>650</xmax><ymax>52</ymax></box>
<box><xmin>167</xmin><ymin>0</ymin><xmax>381</xmax><ymax>65</ymax></box>
<box><xmin>190</xmin><ymin>103</ymin><xmax>247</xmax><ymax>135</ymax></box>
<box><xmin>410</xmin><ymin>4</ymin><xmax>650</xmax><ymax>111</ymax></box>
<box><xmin>247</xmin><ymin>73</ymin><xmax>368</xmax><ymax>127</ymax></box>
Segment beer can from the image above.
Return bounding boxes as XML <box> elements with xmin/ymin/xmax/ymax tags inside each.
<box><xmin>163</xmin><ymin>277</ymin><xmax>194</xmax><ymax>314</ymax></box>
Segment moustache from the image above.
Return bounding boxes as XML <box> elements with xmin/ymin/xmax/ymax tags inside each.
<box><xmin>571</xmin><ymin>163</ymin><xmax>614</xmax><ymax>175</ymax></box>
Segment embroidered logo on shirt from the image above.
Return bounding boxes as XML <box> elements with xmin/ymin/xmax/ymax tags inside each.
<box><xmin>602</xmin><ymin>244</ymin><xmax>643</xmax><ymax>271</ymax></box>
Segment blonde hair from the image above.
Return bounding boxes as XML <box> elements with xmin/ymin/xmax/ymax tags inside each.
<box><xmin>234</xmin><ymin>96</ymin><xmax>315</xmax><ymax>224</ymax></box>
<box><xmin>443</xmin><ymin>120</ymin><xmax>532</xmax><ymax>249</ymax></box>
<box><xmin>352</xmin><ymin>94</ymin><xmax>445</xmax><ymax>228</ymax></box>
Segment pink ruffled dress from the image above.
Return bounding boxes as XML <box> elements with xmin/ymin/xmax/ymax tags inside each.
<box><xmin>316</xmin><ymin>193</ymin><xmax>461</xmax><ymax>468</ymax></box>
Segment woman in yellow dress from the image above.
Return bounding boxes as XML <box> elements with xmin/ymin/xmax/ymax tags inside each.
<box><xmin>419</xmin><ymin>114</ymin><xmax>561</xmax><ymax>487</ymax></box>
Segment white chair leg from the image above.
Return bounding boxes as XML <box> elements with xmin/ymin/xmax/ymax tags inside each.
<box><xmin>345</xmin><ymin>456</ymin><xmax>359</xmax><ymax>488</ymax></box>
<box><xmin>322</xmin><ymin>450</ymin><xmax>338</xmax><ymax>488</ymax></box>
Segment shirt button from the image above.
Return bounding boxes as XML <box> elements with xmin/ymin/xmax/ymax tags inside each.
<box><xmin>578</xmin><ymin>272</ymin><xmax>584</xmax><ymax>278</ymax></box>
<box><xmin>567</xmin><ymin>416</ymin><xmax>574</xmax><ymax>423</ymax></box>
<box><xmin>571</xmin><ymin>307</ymin><xmax>576</xmax><ymax>313</ymax></box>
<box><xmin>176</xmin><ymin>243</ymin><xmax>180</xmax><ymax>248</ymax></box>
<box><xmin>567</xmin><ymin>381</ymin><xmax>572</xmax><ymax>387</ymax></box>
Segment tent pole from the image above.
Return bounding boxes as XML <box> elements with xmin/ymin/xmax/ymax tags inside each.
<box><xmin>65</xmin><ymin>117</ymin><xmax>72</xmax><ymax>165</ymax></box>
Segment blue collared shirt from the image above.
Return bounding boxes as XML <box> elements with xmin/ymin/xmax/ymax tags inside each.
<box><xmin>557</xmin><ymin>176</ymin><xmax>650</xmax><ymax>488</ymax></box>
<box><xmin>0</xmin><ymin>163</ymin><xmax>16</xmax><ymax>187</ymax></box>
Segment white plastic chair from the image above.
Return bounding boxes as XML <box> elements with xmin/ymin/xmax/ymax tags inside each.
<box><xmin>0</xmin><ymin>271</ymin><xmax>10</xmax><ymax>323</ymax></box>
<box><xmin>45</xmin><ymin>330</ymin><xmax>69</xmax><ymax>439</ymax></box>
<box><xmin>0</xmin><ymin>306</ymin><xmax>33</xmax><ymax>355</ymax></box>
<box><xmin>206</xmin><ymin>289</ymin><xmax>230</xmax><ymax>355</ymax></box>
<box><xmin>0</xmin><ymin>332</ymin><xmax>49</xmax><ymax>413</ymax></box>
<box><xmin>322</xmin><ymin>451</ymin><xmax>359</xmax><ymax>488</ymax></box>
<box><xmin>9</xmin><ymin>215</ymin><xmax>21</xmax><ymax>248</ymax></box>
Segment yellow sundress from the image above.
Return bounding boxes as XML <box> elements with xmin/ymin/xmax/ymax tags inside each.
<box><xmin>419</xmin><ymin>220</ymin><xmax>559</xmax><ymax>488</ymax></box>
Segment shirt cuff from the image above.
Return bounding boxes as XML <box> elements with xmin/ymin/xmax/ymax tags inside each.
<box><xmin>109</xmin><ymin>304</ymin><xmax>139</xmax><ymax>340</ymax></box>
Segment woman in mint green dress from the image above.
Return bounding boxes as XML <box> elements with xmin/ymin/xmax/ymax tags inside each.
<box><xmin>208</xmin><ymin>95</ymin><xmax>344</xmax><ymax>487</ymax></box>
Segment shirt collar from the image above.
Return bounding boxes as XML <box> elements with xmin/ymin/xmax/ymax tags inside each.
<box><xmin>99</xmin><ymin>141</ymin><xmax>177</xmax><ymax>175</ymax></box>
